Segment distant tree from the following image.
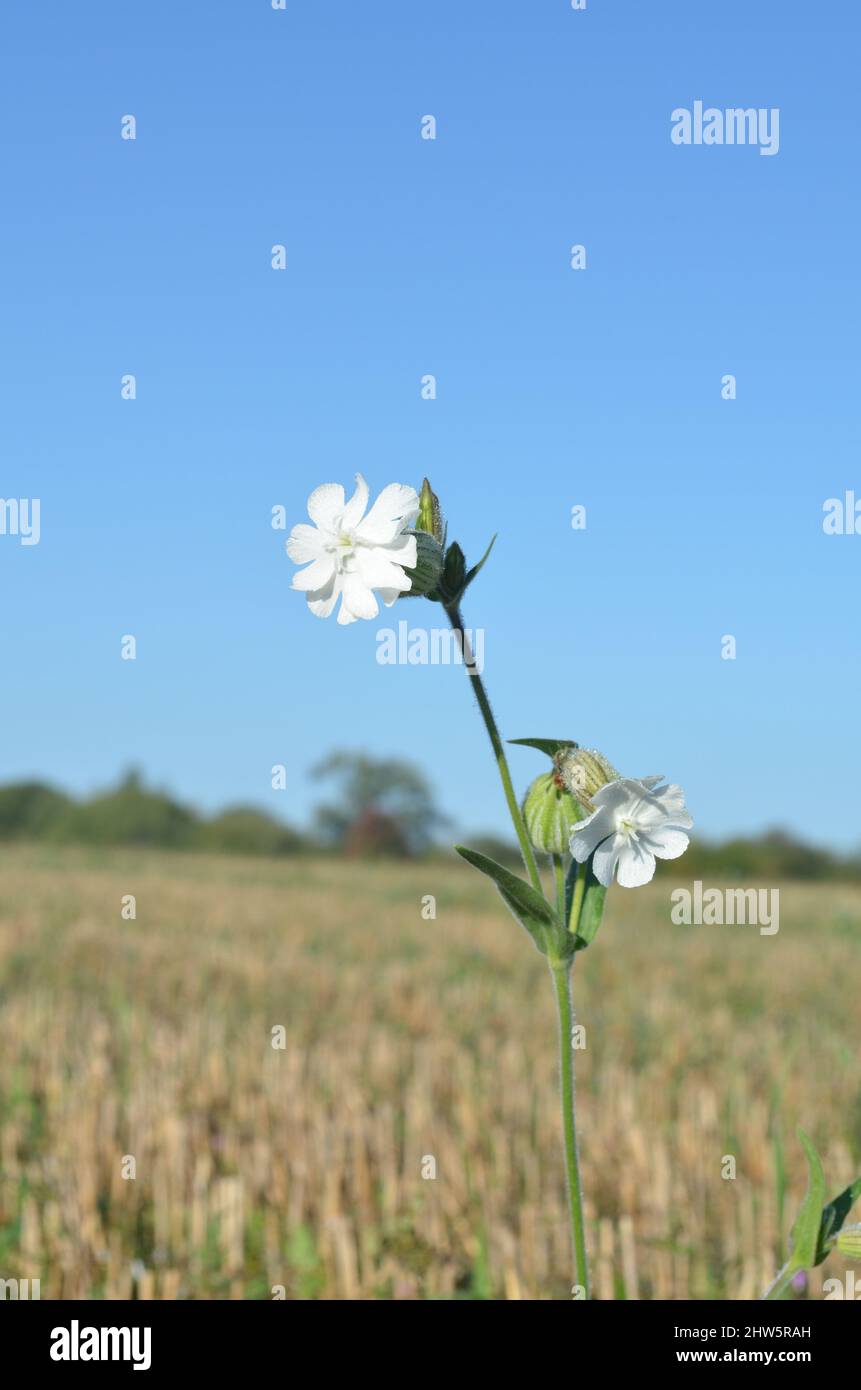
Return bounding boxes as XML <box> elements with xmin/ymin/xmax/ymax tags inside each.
<box><xmin>343</xmin><ymin>807</ymin><xmax>410</xmax><ymax>859</ymax></box>
<box><xmin>0</xmin><ymin>781</ymin><xmax>71</xmax><ymax>839</ymax></box>
<box><xmin>310</xmin><ymin>751</ymin><xmax>448</xmax><ymax>856</ymax></box>
<box><xmin>196</xmin><ymin>806</ymin><xmax>304</xmax><ymax>857</ymax></box>
<box><xmin>54</xmin><ymin>768</ymin><xmax>197</xmax><ymax>848</ymax></box>
<box><xmin>658</xmin><ymin>826</ymin><xmax>857</xmax><ymax>883</ymax></box>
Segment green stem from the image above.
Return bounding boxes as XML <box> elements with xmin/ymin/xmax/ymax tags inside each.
<box><xmin>445</xmin><ymin>602</ymin><xmax>584</xmax><ymax>1292</ymax></box>
<box><xmin>446</xmin><ymin>604</ymin><xmax>543</xmax><ymax>894</ymax></box>
<box><xmin>552</xmin><ymin>853</ymin><xmax>566</xmax><ymax>920</ymax></box>
<box><xmin>761</xmin><ymin>1260</ymin><xmax>797</xmax><ymax>1301</ymax></box>
<box><xmin>551</xmin><ymin>959</ymin><xmax>590</xmax><ymax>1297</ymax></box>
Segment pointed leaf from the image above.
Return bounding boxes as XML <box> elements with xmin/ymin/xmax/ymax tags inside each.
<box><xmin>455</xmin><ymin>845</ymin><xmax>553</xmax><ymax>954</ymax></box>
<box><xmin>509</xmin><ymin>738</ymin><xmax>579</xmax><ymax>760</ymax></box>
<box><xmin>788</xmin><ymin>1130</ymin><xmax>827</xmax><ymax>1271</ymax></box>
<box><xmin>816</xmin><ymin>1175</ymin><xmax>861</xmax><ymax>1264</ymax></box>
<box><xmin>463</xmin><ymin>533</ymin><xmax>497</xmax><ymax>590</ymax></box>
<box><xmin>572</xmin><ymin>870</ymin><xmax>607</xmax><ymax>951</ymax></box>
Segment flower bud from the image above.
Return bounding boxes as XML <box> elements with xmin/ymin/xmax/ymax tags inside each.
<box><xmin>440</xmin><ymin>541</ymin><xmax>466</xmax><ymax>601</ymax></box>
<box><xmin>554</xmin><ymin>747</ymin><xmax>619</xmax><ymax>807</ymax></box>
<box><xmin>522</xmin><ymin>772</ymin><xmax>584</xmax><ymax>854</ymax></box>
<box><xmin>836</xmin><ymin>1225</ymin><xmax>861</xmax><ymax>1260</ymax></box>
<box><xmin>402</xmin><ymin>529</ymin><xmax>445</xmax><ymax>598</ymax></box>
<box><xmin>417</xmin><ymin>478</ymin><xmax>445</xmax><ymax>544</ymax></box>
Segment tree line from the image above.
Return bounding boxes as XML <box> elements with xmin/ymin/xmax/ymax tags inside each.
<box><xmin>0</xmin><ymin>758</ymin><xmax>858</xmax><ymax>879</ymax></box>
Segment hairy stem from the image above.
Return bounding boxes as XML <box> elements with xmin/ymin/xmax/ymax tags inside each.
<box><xmin>761</xmin><ymin>1260</ymin><xmax>797</xmax><ymax>1301</ymax></box>
<box><xmin>445</xmin><ymin>604</ymin><xmax>542</xmax><ymax>894</ymax></box>
<box><xmin>552</xmin><ymin>853</ymin><xmax>566</xmax><ymax>920</ymax></box>
<box><xmin>551</xmin><ymin>959</ymin><xmax>590</xmax><ymax>1297</ymax></box>
<box><xmin>445</xmin><ymin>601</ymin><xmax>585</xmax><ymax>1292</ymax></box>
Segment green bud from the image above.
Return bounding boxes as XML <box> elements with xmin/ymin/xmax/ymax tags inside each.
<box><xmin>440</xmin><ymin>541</ymin><xmax>466</xmax><ymax>601</ymax></box>
<box><xmin>836</xmin><ymin>1225</ymin><xmax>861</xmax><ymax>1260</ymax></box>
<box><xmin>417</xmin><ymin>478</ymin><xmax>445</xmax><ymax>544</ymax></box>
<box><xmin>522</xmin><ymin>772</ymin><xmax>584</xmax><ymax>855</ymax></box>
<box><xmin>554</xmin><ymin>747</ymin><xmax>619</xmax><ymax>808</ymax></box>
<box><xmin>402</xmin><ymin>530</ymin><xmax>445</xmax><ymax>598</ymax></box>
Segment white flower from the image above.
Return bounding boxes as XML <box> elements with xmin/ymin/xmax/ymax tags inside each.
<box><xmin>287</xmin><ymin>474</ymin><xmax>419</xmax><ymax>625</ymax></box>
<box><xmin>569</xmin><ymin>776</ymin><xmax>693</xmax><ymax>888</ymax></box>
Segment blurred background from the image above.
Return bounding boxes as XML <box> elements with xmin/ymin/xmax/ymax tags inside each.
<box><xmin>1</xmin><ymin>0</ymin><xmax>860</xmax><ymax>1299</ymax></box>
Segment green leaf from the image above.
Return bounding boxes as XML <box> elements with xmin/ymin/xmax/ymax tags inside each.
<box><xmin>509</xmin><ymin>738</ymin><xmax>579</xmax><ymax>760</ymax></box>
<box><xmin>463</xmin><ymin>533</ymin><xmax>497</xmax><ymax>591</ymax></box>
<box><xmin>454</xmin><ymin>845</ymin><xmax>554</xmax><ymax>954</ymax></box>
<box><xmin>816</xmin><ymin>1175</ymin><xmax>861</xmax><ymax>1264</ymax></box>
<box><xmin>572</xmin><ymin>870</ymin><xmax>607</xmax><ymax>951</ymax></box>
<box><xmin>788</xmin><ymin>1130</ymin><xmax>827</xmax><ymax>1271</ymax></box>
<box><xmin>772</xmin><ymin>1124</ymin><xmax>787</xmax><ymax>1261</ymax></box>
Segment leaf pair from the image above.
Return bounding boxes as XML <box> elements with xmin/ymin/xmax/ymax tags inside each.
<box><xmin>454</xmin><ymin>845</ymin><xmax>554</xmax><ymax>955</ymax></box>
<box><xmin>455</xmin><ymin>845</ymin><xmax>607</xmax><ymax>961</ymax></box>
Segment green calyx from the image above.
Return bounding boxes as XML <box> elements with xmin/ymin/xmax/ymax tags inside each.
<box><xmin>836</xmin><ymin>1225</ymin><xmax>861</xmax><ymax>1260</ymax></box>
<box><xmin>554</xmin><ymin>747</ymin><xmax>619</xmax><ymax>809</ymax></box>
<box><xmin>522</xmin><ymin>772</ymin><xmax>583</xmax><ymax>855</ymax></box>
<box><xmin>411</xmin><ymin>477</ymin><xmax>496</xmax><ymax>606</ymax></box>
<box><xmin>402</xmin><ymin>530</ymin><xmax>445</xmax><ymax>597</ymax></box>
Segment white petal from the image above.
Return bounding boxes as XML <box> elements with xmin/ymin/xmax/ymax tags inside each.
<box><xmin>307</xmin><ymin>482</ymin><xmax>344</xmax><ymax>530</ymax></box>
<box><xmin>306</xmin><ymin>574</ymin><xmax>341</xmax><ymax>619</ymax></box>
<box><xmin>354</xmin><ymin>483</ymin><xmax>419</xmax><ymax>544</ymax></box>
<box><xmin>286</xmin><ymin>524</ymin><xmax>325</xmax><ymax>564</ymax></box>
<box><xmin>378</xmin><ymin>586</ymin><xmax>405</xmax><ymax>607</ymax></box>
<box><xmin>353</xmin><ymin>546</ymin><xmax>411</xmax><ymax>593</ymax></box>
<box><xmin>340</xmin><ymin>474</ymin><xmax>369</xmax><ymax>530</ymax></box>
<box><xmin>611</xmin><ymin>779</ymin><xmax>684</xmax><ymax>832</ymax></box>
<box><xmin>337</xmin><ymin>574</ymin><xmax>379</xmax><ymax>624</ymax></box>
<box><xmin>652</xmin><ymin>781</ymin><xmax>689</xmax><ymax>810</ymax></box>
<box><xmin>631</xmin><ymin>780</ymin><xmax>692</xmax><ymax>828</ymax></box>
<box><xmin>592</xmin><ymin>834</ymin><xmax>623</xmax><ymax>886</ymax></box>
<box><xmin>616</xmin><ymin>841</ymin><xmax>657</xmax><ymax>888</ymax></box>
<box><xmin>645</xmin><ymin>827</ymin><xmax>690</xmax><ymax>861</ymax></box>
<box><xmin>378</xmin><ymin>533</ymin><xmax>417</xmax><ymax>568</ymax></box>
<box><xmin>591</xmin><ymin>780</ymin><xmax>633</xmax><ymax>813</ymax></box>
<box><xmin>653</xmin><ymin>785</ymin><xmax>693</xmax><ymax>828</ymax></box>
<box><xmin>569</xmin><ymin>808</ymin><xmax>613</xmax><ymax>862</ymax></box>
<box><xmin>291</xmin><ymin>556</ymin><xmax>336</xmax><ymax>592</ymax></box>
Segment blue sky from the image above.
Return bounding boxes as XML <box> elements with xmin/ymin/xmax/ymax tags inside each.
<box><xmin>2</xmin><ymin>1</ymin><xmax>859</xmax><ymax>849</ymax></box>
